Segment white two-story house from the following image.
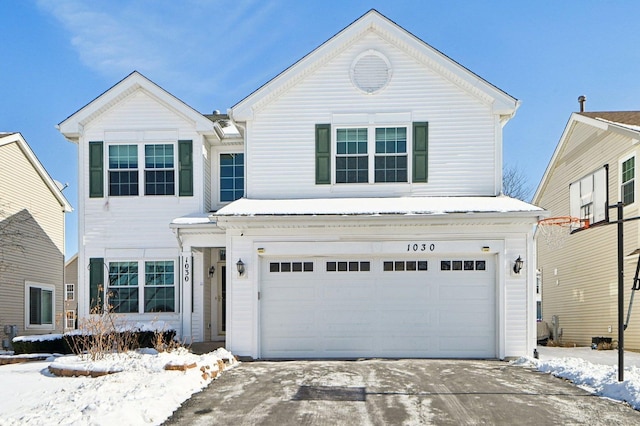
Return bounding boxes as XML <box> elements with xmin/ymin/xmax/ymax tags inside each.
<box><xmin>58</xmin><ymin>10</ymin><xmax>543</xmax><ymax>360</ymax></box>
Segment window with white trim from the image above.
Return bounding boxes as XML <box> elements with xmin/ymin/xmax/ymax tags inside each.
<box><xmin>26</xmin><ymin>282</ymin><xmax>54</xmax><ymax>329</ymax></box>
<box><xmin>108</xmin><ymin>145</ymin><xmax>139</xmax><ymax>196</ymax></box>
<box><xmin>220</xmin><ymin>153</ymin><xmax>244</xmax><ymax>202</ymax></box>
<box><xmin>65</xmin><ymin>283</ymin><xmax>74</xmax><ymax>301</ymax></box>
<box><xmin>145</xmin><ymin>144</ymin><xmax>175</xmax><ymax>195</ymax></box>
<box><xmin>108</xmin><ymin>143</ymin><xmax>177</xmax><ymax>196</ymax></box>
<box><xmin>107</xmin><ymin>260</ymin><xmax>176</xmax><ymax>314</ymax></box>
<box><xmin>335</xmin><ymin>126</ymin><xmax>408</xmax><ymax>184</ymax></box>
<box><xmin>65</xmin><ymin>310</ymin><xmax>76</xmax><ymax>329</ymax></box>
<box><xmin>622</xmin><ymin>156</ymin><xmax>635</xmax><ymax>205</ymax></box>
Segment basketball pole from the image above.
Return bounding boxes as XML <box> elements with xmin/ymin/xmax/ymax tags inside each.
<box><xmin>616</xmin><ymin>201</ymin><xmax>624</xmax><ymax>382</ymax></box>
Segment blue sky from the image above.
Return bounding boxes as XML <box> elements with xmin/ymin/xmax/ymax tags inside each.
<box><xmin>2</xmin><ymin>0</ymin><xmax>640</xmax><ymax>258</ymax></box>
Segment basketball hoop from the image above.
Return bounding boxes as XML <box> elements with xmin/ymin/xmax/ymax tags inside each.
<box><xmin>537</xmin><ymin>216</ymin><xmax>589</xmax><ymax>249</ymax></box>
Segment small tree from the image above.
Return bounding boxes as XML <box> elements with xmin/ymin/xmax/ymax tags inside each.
<box><xmin>503</xmin><ymin>164</ymin><xmax>532</xmax><ymax>201</ymax></box>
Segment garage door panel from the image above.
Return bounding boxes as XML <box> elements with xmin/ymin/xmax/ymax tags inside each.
<box><xmin>261</xmin><ymin>256</ymin><xmax>495</xmax><ymax>358</ymax></box>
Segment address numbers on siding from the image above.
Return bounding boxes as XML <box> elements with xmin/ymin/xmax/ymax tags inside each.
<box><xmin>407</xmin><ymin>243</ymin><xmax>435</xmax><ymax>252</ymax></box>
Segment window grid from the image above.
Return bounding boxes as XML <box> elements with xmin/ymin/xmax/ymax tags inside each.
<box><xmin>375</xmin><ymin>127</ymin><xmax>407</xmax><ymax>183</ymax></box>
<box><xmin>108</xmin><ymin>145</ymin><xmax>139</xmax><ymax>196</ymax></box>
<box><xmin>65</xmin><ymin>283</ymin><xmax>74</xmax><ymax>301</ymax></box>
<box><xmin>440</xmin><ymin>260</ymin><xmax>486</xmax><ymax>271</ymax></box>
<box><xmin>269</xmin><ymin>262</ymin><xmax>314</xmax><ymax>273</ymax></box>
<box><xmin>336</xmin><ymin>128</ymin><xmax>368</xmax><ymax>183</ymax></box>
<box><xmin>326</xmin><ymin>261</ymin><xmax>370</xmax><ymax>272</ymax></box>
<box><xmin>220</xmin><ymin>153</ymin><xmax>245</xmax><ymax>202</ymax></box>
<box><xmin>144</xmin><ymin>261</ymin><xmax>175</xmax><ymax>313</ymax></box>
<box><xmin>622</xmin><ymin>156</ymin><xmax>635</xmax><ymax>205</ymax></box>
<box><xmin>145</xmin><ymin>144</ymin><xmax>175</xmax><ymax>196</ymax></box>
<box><xmin>383</xmin><ymin>260</ymin><xmax>428</xmax><ymax>271</ymax></box>
<box><xmin>108</xmin><ymin>262</ymin><xmax>139</xmax><ymax>313</ymax></box>
<box><xmin>65</xmin><ymin>310</ymin><xmax>76</xmax><ymax>329</ymax></box>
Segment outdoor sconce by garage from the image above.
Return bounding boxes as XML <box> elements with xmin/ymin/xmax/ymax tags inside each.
<box><xmin>513</xmin><ymin>256</ymin><xmax>524</xmax><ymax>274</ymax></box>
<box><xmin>236</xmin><ymin>259</ymin><xmax>245</xmax><ymax>276</ymax></box>
<box><xmin>208</xmin><ymin>266</ymin><xmax>216</xmax><ymax>277</ymax></box>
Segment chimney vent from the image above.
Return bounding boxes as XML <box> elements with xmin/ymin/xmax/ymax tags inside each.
<box><xmin>578</xmin><ymin>95</ymin><xmax>587</xmax><ymax>112</ymax></box>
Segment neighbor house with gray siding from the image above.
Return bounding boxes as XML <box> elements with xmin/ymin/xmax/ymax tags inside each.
<box><xmin>0</xmin><ymin>132</ymin><xmax>72</xmax><ymax>347</ymax></box>
<box><xmin>58</xmin><ymin>10</ymin><xmax>543</xmax><ymax>360</ymax></box>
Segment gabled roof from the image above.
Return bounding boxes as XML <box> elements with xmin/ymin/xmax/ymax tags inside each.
<box><xmin>533</xmin><ymin>111</ymin><xmax>640</xmax><ymax>204</ymax></box>
<box><xmin>57</xmin><ymin>71</ymin><xmax>215</xmax><ymax>141</ymax></box>
<box><xmin>231</xmin><ymin>9</ymin><xmax>519</xmax><ymax>121</ymax></box>
<box><xmin>0</xmin><ymin>132</ymin><xmax>72</xmax><ymax>212</ymax></box>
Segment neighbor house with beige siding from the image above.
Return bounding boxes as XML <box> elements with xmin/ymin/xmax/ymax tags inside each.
<box><xmin>59</xmin><ymin>10</ymin><xmax>543</xmax><ymax>360</ymax></box>
<box><xmin>0</xmin><ymin>133</ymin><xmax>72</xmax><ymax>348</ymax></box>
<box><xmin>534</xmin><ymin>111</ymin><xmax>640</xmax><ymax>349</ymax></box>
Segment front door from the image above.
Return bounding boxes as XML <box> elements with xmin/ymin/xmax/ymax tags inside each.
<box><xmin>217</xmin><ymin>263</ymin><xmax>226</xmax><ymax>335</ymax></box>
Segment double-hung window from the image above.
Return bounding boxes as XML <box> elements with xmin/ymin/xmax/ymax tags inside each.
<box><xmin>26</xmin><ymin>283</ymin><xmax>54</xmax><ymax>329</ymax></box>
<box><xmin>144</xmin><ymin>261</ymin><xmax>175</xmax><ymax>312</ymax></box>
<box><xmin>65</xmin><ymin>283</ymin><xmax>74</xmax><ymax>301</ymax></box>
<box><xmin>108</xmin><ymin>261</ymin><xmax>139</xmax><ymax>313</ymax></box>
<box><xmin>145</xmin><ymin>144</ymin><xmax>175</xmax><ymax>195</ymax></box>
<box><xmin>336</xmin><ymin>128</ymin><xmax>368</xmax><ymax>183</ymax></box>
<box><xmin>109</xmin><ymin>145</ymin><xmax>139</xmax><ymax>196</ymax></box>
<box><xmin>220</xmin><ymin>153</ymin><xmax>244</xmax><ymax>202</ymax></box>
<box><xmin>375</xmin><ymin>127</ymin><xmax>407</xmax><ymax>183</ymax></box>
<box><xmin>622</xmin><ymin>156</ymin><xmax>635</xmax><ymax>205</ymax></box>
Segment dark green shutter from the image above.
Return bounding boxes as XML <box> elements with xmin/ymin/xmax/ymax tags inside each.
<box><xmin>178</xmin><ymin>140</ymin><xmax>193</xmax><ymax>196</ymax></box>
<box><xmin>89</xmin><ymin>141</ymin><xmax>104</xmax><ymax>197</ymax></box>
<box><xmin>315</xmin><ymin>124</ymin><xmax>331</xmax><ymax>184</ymax></box>
<box><xmin>89</xmin><ymin>258</ymin><xmax>104</xmax><ymax>314</ymax></box>
<box><xmin>412</xmin><ymin>122</ymin><xmax>429</xmax><ymax>183</ymax></box>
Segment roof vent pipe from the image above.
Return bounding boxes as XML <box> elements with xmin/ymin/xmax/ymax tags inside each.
<box><xmin>578</xmin><ymin>95</ymin><xmax>586</xmax><ymax>112</ymax></box>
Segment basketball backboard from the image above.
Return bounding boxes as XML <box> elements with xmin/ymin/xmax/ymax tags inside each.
<box><xmin>569</xmin><ymin>165</ymin><xmax>609</xmax><ymax>230</ymax></box>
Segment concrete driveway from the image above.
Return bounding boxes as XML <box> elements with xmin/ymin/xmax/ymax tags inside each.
<box><xmin>164</xmin><ymin>359</ymin><xmax>640</xmax><ymax>425</ymax></box>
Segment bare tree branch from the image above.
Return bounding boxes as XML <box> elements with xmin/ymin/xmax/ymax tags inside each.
<box><xmin>503</xmin><ymin>164</ymin><xmax>533</xmax><ymax>201</ymax></box>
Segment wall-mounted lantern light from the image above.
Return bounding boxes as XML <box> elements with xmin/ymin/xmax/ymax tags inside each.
<box><xmin>513</xmin><ymin>256</ymin><xmax>524</xmax><ymax>274</ymax></box>
<box><xmin>236</xmin><ymin>259</ymin><xmax>245</xmax><ymax>276</ymax></box>
<box><xmin>208</xmin><ymin>266</ymin><xmax>216</xmax><ymax>277</ymax></box>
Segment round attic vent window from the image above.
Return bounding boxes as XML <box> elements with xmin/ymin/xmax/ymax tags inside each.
<box><xmin>350</xmin><ymin>50</ymin><xmax>392</xmax><ymax>94</ymax></box>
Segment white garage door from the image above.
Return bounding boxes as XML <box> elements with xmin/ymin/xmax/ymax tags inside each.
<box><xmin>260</xmin><ymin>256</ymin><xmax>496</xmax><ymax>358</ymax></box>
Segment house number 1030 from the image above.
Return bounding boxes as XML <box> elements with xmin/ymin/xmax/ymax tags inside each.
<box><xmin>407</xmin><ymin>243</ymin><xmax>435</xmax><ymax>252</ymax></box>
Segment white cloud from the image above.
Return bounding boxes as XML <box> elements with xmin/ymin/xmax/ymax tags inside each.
<box><xmin>36</xmin><ymin>0</ymin><xmax>289</xmax><ymax>109</ymax></box>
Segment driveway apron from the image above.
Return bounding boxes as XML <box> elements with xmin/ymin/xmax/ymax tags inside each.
<box><xmin>164</xmin><ymin>359</ymin><xmax>640</xmax><ymax>425</ymax></box>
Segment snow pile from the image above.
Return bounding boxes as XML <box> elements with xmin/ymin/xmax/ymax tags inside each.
<box><xmin>513</xmin><ymin>346</ymin><xmax>640</xmax><ymax>409</ymax></box>
<box><xmin>0</xmin><ymin>347</ymin><xmax>237</xmax><ymax>426</ymax></box>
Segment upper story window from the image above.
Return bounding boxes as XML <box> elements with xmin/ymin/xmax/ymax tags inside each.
<box><xmin>65</xmin><ymin>283</ymin><xmax>75</xmax><ymax>301</ymax></box>
<box><xmin>89</xmin><ymin>140</ymin><xmax>193</xmax><ymax>198</ymax></box>
<box><xmin>375</xmin><ymin>127</ymin><xmax>407</xmax><ymax>183</ymax></box>
<box><xmin>109</xmin><ymin>145</ymin><xmax>139</xmax><ymax>196</ymax></box>
<box><xmin>622</xmin><ymin>156</ymin><xmax>635</xmax><ymax>205</ymax></box>
<box><xmin>145</xmin><ymin>144</ymin><xmax>175</xmax><ymax>195</ymax></box>
<box><xmin>315</xmin><ymin>122</ymin><xmax>427</xmax><ymax>185</ymax></box>
<box><xmin>220</xmin><ymin>153</ymin><xmax>244</xmax><ymax>202</ymax></box>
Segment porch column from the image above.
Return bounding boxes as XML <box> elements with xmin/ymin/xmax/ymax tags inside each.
<box><xmin>180</xmin><ymin>250</ymin><xmax>193</xmax><ymax>344</ymax></box>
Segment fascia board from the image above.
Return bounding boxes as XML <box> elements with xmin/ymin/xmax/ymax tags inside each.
<box><xmin>0</xmin><ymin>133</ymin><xmax>72</xmax><ymax>212</ymax></box>
<box><xmin>231</xmin><ymin>10</ymin><xmax>517</xmax><ymax>121</ymax></box>
<box><xmin>58</xmin><ymin>71</ymin><xmax>213</xmax><ymax>138</ymax></box>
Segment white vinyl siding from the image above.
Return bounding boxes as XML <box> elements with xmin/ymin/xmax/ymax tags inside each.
<box><xmin>244</xmin><ymin>31</ymin><xmax>496</xmax><ymax>199</ymax></box>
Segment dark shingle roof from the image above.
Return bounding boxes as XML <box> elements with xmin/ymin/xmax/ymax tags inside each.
<box><xmin>579</xmin><ymin>111</ymin><xmax>640</xmax><ymax>127</ymax></box>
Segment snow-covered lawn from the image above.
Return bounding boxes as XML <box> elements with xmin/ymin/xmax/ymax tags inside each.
<box><xmin>514</xmin><ymin>346</ymin><xmax>640</xmax><ymax>410</ymax></box>
<box><xmin>0</xmin><ymin>346</ymin><xmax>237</xmax><ymax>426</ymax></box>
<box><xmin>1</xmin><ymin>344</ymin><xmax>640</xmax><ymax>425</ymax></box>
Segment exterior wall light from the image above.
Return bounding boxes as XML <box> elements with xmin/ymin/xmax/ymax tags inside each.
<box><xmin>236</xmin><ymin>259</ymin><xmax>245</xmax><ymax>276</ymax></box>
<box><xmin>513</xmin><ymin>256</ymin><xmax>524</xmax><ymax>274</ymax></box>
<box><xmin>208</xmin><ymin>266</ymin><xmax>216</xmax><ymax>277</ymax></box>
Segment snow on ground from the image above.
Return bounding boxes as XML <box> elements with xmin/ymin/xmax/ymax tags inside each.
<box><xmin>514</xmin><ymin>346</ymin><xmax>640</xmax><ymax>410</ymax></box>
<box><xmin>1</xmin><ymin>344</ymin><xmax>640</xmax><ymax>425</ymax></box>
<box><xmin>0</xmin><ymin>346</ymin><xmax>237</xmax><ymax>426</ymax></box>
